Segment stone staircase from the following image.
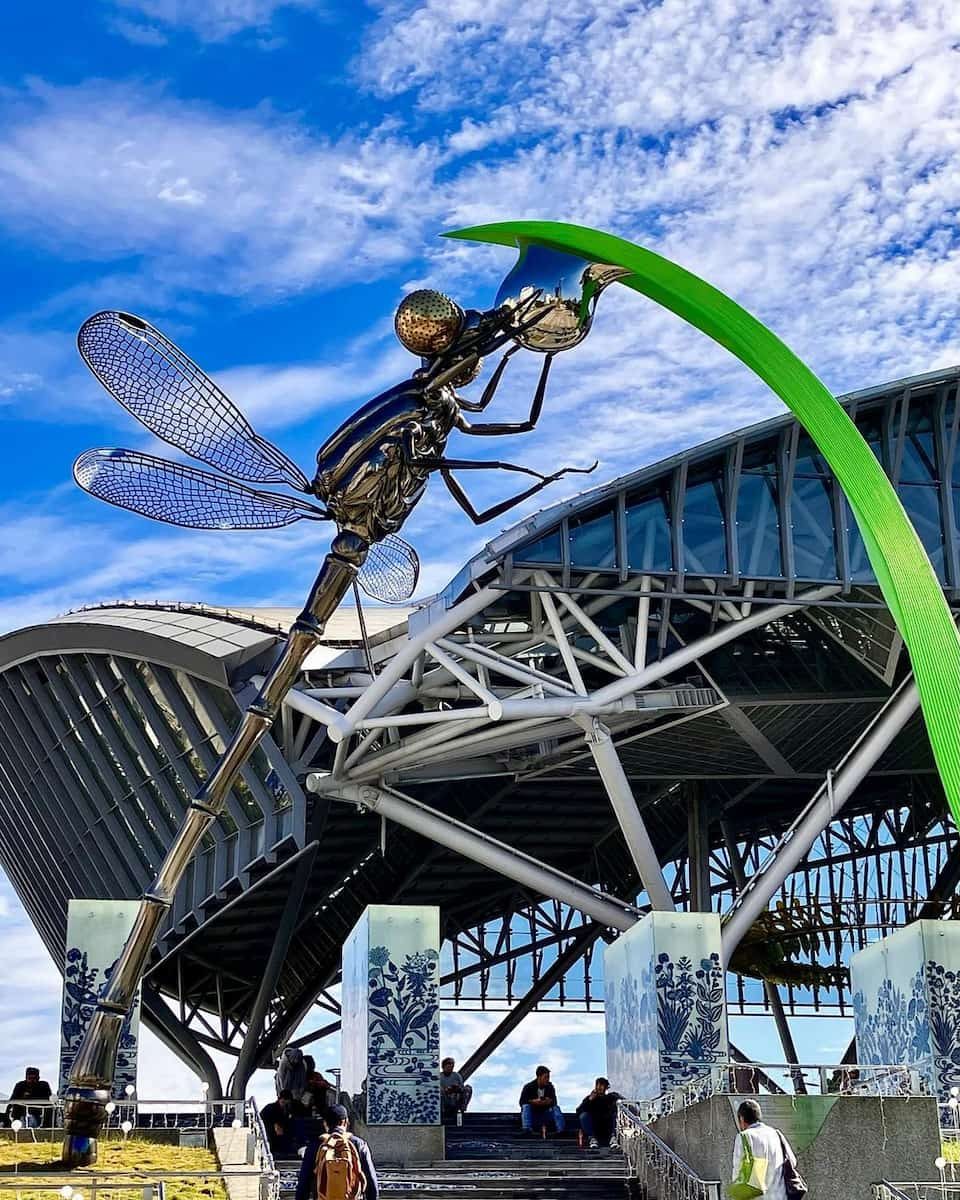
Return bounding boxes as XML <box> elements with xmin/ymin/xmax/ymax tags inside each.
<box><xmin>277</xmin><ymin>1112</ymin><xmax>627</xmax><ymax>1200</ymax></box>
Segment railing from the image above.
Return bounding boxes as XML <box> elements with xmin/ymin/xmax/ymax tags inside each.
<box><xmin>874</xmin><ymin>1186</ymin><xmax>920</xmax><ymax>1200</ymax></box>
<box><xmin>0</xmin><ymin>1098</ymin><xmax>248</xmax><ymax>1131</ymax></box>
<box><xmin>0</xmin><ymin>1187</ymin><xmax>165</xmax><ymax>1200</ymax></box>
<box><xmin>633</xmin><ymin>1061</ymin><xmax>928</xmax><ymax>1122</ymax></box>
<box><xmin>876</xmin><ymin>1186</ymin><xmax>960</xmax><ymax>1200</ymax></box>
<box><xmin>248</xmin><ymin>1097</ymin><xmax>280</xmax><ymax>1200</ymax></box>
<box><xmin>942</xmin><ymin>1099</ymin><xmax>960</xmax><ymax>1141</ymax></box>
<box><xmin>618</xmin><ymin>1100</ymin><xmax>721</xmax><ymax>1200</ymax></box>
<box><xmin>0</xmin><ymin>1172</ymin><xmax>268</xmax><ymax>1199</ymax></box>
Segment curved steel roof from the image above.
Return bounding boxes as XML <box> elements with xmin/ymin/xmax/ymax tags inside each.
<box><xmin>441</xmin><ymin>364</ymin><xmax>960</xmax><ymax>606</ymax></box>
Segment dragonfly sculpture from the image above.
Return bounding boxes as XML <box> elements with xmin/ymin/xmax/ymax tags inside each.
<box><xmin>62</xmin><ymin>244</ymin><xmax>626</xmax><ymax>1164</ymax></box>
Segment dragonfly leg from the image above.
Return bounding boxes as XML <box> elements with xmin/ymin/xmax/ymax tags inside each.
<box><xmin>456</xmin><ymin>353</ymin><xmax>554</xmax><ymax>431</ymax></box>
<box><xmin>456</xmin><ymin>345</ymin><xmax>523</xmax><ymax>413</ymax></box>
<box><xmin>439</xmin><ymin>461</ymin><xmax>596</xmax><ymax>525</ymax></box>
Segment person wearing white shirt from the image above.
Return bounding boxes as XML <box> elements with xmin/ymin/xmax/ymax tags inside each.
<box><xmin>732</xmin><ymin>1099</ymin><xmax>798</xmax><ymax>1200</ymax></box>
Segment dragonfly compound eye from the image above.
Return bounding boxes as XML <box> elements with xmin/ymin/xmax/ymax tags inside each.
<box><xmin>395</xmin><ymin>289</ymin><xmax>465</xmax><ymax>356</ymax></box>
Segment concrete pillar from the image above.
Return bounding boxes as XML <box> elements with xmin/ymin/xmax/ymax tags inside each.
<box><xmin>341</xmin><ymin>905</ymin><xmax>441</xmax><ymax>1126</ymax></box>
<box><xmin>59</xmin><ymin>899</ymin><xmax>142</xmax><ymax>1099</ymax></box>
<box><xmin>851</xmin><ymin>920</ymin><xmax>960</xmax><ymax>1102</ymax></box>
<box><xmin>604</xmin><ymin>911</ymin><xmax>728</xmax><ymax>1101</ymax></box>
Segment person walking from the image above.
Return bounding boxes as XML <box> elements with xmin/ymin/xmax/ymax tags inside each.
<box><xmin>731</xmin><ymin>1099</ymin><xmax>801</xmax><ymax>1200</ymax></box>
<box><xmin>295</xmin><ymin>1104</ymin><xmax>379</xmax><ymax>1200</ymax></box>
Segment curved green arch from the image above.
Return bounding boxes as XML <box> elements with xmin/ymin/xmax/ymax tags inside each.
<box><xmin>446</xmin><ymin>220</ymin><xmax>960</xmax><ymax>826</ymax></box>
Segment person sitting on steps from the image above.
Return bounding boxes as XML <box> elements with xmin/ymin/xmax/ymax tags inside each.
<box><xmin>439</xmin><ymin>1057</ymin><xmax>473</xmax><ymax>1121</ymax></box>
<box><xmin>519</xmin><ymin>1065</ymin><xmax>565</xmax><ymax>1136</ymax></box>
<box><xmin>576</xmin><ymin>1077</ymin><xmax>621</xmax><ymax>1149</ymax></box>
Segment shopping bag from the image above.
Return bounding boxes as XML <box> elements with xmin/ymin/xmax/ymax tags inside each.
<box><xmin>726</xmin><ymin>1132</ymin><xmax>768</xmax><ymax>1200</ymax></box>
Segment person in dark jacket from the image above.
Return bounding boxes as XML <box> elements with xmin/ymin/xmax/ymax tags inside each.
<box><xmin>576</xmin><ymin>1077</ymin><xmax>621</xmax><ymax>1148</ymax></box>
<box><xmin>261</xmin><ymin>1090</ymin><xmax>296</xmax><ymax>1157</ymax></box>
<box><xmin>519</xmin><ymin>1065</ymin><xmax>564</xmax><ymax>1134</ymax></box>
<box><xmin>7</xmin><ymin>1067</ymin><xmax>53</xmax><ymax>1128</ymax></box>
<box><xmin>295</xmin><ymin>1104</ymin><xmax>379</xmax><ymax>1200</ymax></box>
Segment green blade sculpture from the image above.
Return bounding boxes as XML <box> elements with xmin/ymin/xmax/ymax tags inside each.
<box><xmin>448</xmin><ymin>220</ymin><xmax>960</xmax><ymax>826</ymax></box>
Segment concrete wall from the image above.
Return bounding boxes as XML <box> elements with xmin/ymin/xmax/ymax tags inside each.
<box><xmin>652</xmin><ymin>1094</ymin><xmax>941</xmax><ymax>1199</ymax></box>
<box><xmin>353</xmin><ymin>1116</ymin><xmax>444</xmax><ymax>1166</ymax></box>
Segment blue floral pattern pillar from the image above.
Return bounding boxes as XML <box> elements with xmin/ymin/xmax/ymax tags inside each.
<box><xmin>851</xmin><ymin>920</ymin><xmax>960</xmax><ymax>1101</ymax></box>
<box><xmin>341</xmin><ymin>905</ymin><xmax>440</xmax><ymax>1125</ymax></box>
<box><xmin>59</xmin><ymin>900</ymin><xmax>141</xmax><ymax>1098</ymax></box>
<box><xmin>604</xmin><ymin>912</ymin><xmax>727</xmax><ymax>1100</ymax></box>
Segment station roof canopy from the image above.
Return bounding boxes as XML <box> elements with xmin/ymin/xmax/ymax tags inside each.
<box><xmin>0</xmin><ymin>365</ymin><xmax>956</xmax><ymax>1071</ymax></box>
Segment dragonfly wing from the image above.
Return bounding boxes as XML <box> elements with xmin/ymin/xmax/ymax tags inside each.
<box><xmin>358</xmin><ymin>534</ymin><xmax>420</xmax><ymax>603</ymax></box>
<box><xmin>74</xmin><ymin>448</ymin><xmax>327</xmax><ymax>530</ymax></box>
<box><xmin>78</xmin><ymin>311</ymin><xmax>311</xmax><ymax>490</ymax></box>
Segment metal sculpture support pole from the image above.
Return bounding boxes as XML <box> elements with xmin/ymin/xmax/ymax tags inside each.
<box><xmin>62</xmin><ymin>530</ymin><xmax>366</xmax><ymax>1167</ymax></box>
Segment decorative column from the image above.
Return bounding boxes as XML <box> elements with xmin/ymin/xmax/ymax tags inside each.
<box><xmin>59</xmin><ymin>900</ymin><xmax>142</xmax><ymax>1098</ymax></box>
<box><xmin>341</xmin><ymin>905</ymin><xmax>440</xmax><ymax>1126</ymax></box>
<box><xmin>851</xmin><ymin>920</ymin><xmax>960</xmax><ymax>1101</ymax></box>
<box><xmin>604</xmin><ymin>911</ymin><xmax>727</xmax><ymax>1101</ymax></box>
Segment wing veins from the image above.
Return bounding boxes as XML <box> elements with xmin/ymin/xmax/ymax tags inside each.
<box><xmin>78</xmin><ymin>311</ymin><xmax>311</xmax><ymax>490</ymax></box>
<box><xmin>74</xmin><ymin>448</ymin><xmax>326</xmax><ymax>531</ymax></box>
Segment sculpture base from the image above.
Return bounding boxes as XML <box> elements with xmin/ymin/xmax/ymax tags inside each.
<box><xmin>62</xmin><ymin>1086</ymin><xmax>110</xmax><ymax>1166</ymax></box>
<box><xmin>62</xmin><ymin>1134</ymin><xmax>97</xmax><ymax>1167</ymax></box>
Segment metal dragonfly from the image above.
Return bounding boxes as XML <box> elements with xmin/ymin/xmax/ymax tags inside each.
<box><xmin>63</xmin><ymin>258</ymin><xmax>612</xmax><ymax>1164</ymax></box>
<box><xmin>74</xmin><ymin>293</ymin><xmax>592</xmax><ymax>601</ymax></box>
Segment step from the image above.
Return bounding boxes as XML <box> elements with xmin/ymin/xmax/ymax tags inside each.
<box><xmin>277</xmin><ymin>1150</ymin><xmax>627</xmax><ymax>1199</ymax></box>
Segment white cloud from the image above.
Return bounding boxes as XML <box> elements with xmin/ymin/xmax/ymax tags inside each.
<box><xmin>442</xmin><ymin>1009</ymin><xmax>605</xmax><ymax>1111</ymax></box>
<box><xmin>0</xmin><ymin>81</ymin><xmax>438</xmax><ymax>297</ymax></box>
<box><xmin>360</xmin><ymin>1</ymin><xmax>960</xmax><ymax>131</ymax></box>
<box><xmin>109</xmin><ymin>0</ymin><xmax>325</xmax><ymax>43</ymax></box>
<box><xmin>214</xmin><ymin>334</ymin><xmax>411</xmax><ymax>430</ymax></box>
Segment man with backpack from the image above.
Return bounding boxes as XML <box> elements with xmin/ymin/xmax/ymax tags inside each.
<box><xmin>295</xmin><ymin>1105</ymin><xmax>379</xmax><ymax>1200</ymax></box>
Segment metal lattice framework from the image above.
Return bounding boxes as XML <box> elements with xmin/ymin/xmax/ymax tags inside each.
<box><xmin>0</xmin><ymin>367</ymin><xmax>957</xmax><ymax>1092</ymax></box>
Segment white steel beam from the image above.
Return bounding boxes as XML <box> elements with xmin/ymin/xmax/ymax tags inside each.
<box><xmin>581</xmin><ymin>717</ymin><xmax>675</xmax><ymax>911</ymax></box>
<box><xmin>308</xmin><ymin>779</ymin><xmax>641</xmax><ymax>931</ymax></box>
<box><xmin>721</xmin><ymin>677</ymin><xmax>920</xmax><ymax>962</ymax></box>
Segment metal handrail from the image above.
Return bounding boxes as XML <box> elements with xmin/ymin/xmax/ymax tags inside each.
<box><xmin>0</xmin><ymin>1097</ymin><xmax>250</xmax><ymax>1128</ymax></box>
<box><xmin>876</xmin><ymin>1186</ymin><xmax>960</xmax><ymax>1200</ymax></box>
<box><xmin>247</xmin><ymin>1096</ymin><xmax>280</xmax><ymax>1200</ymax></box>
<box><xmin>618</xmin><ymin>1100</ymin><xmax>721</xmax><ymax>1200</ymax></box>
<box><xmin>629</xmin><ymin>1060</ymin><xmax>928</xmax><ymax>1122</ymax></box>
<box><xmin>874</xmin><ymin>1186</ymin><xmax>919</xmax><ymax>1200</ymax></box>
<box><xmin>0</xmin><ymin>1187</ymin><xmax>164</xmax><ymax>1200</ymax></box>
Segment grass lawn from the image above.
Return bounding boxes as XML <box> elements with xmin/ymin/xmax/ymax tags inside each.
<box><xmin>0</xmin><ymin>1138</ymin><xmax>230</xmax><ymax>1200</ymax></box>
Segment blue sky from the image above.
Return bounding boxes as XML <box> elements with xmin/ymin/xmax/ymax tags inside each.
<box><xmin>0</xmin><ymin>0</ymin><xmax>958</xmax><ymax>1107</ymax></box>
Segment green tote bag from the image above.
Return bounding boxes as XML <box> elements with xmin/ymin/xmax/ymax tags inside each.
<box><xmin>727</xmin><ymin>1132</ymin><xmax>769</xmax><ymax>1200</ymax></box>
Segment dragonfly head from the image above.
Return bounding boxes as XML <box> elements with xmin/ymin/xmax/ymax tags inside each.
<box><xmin>395</xmin><ymin>289</ymin><xmax>465</xmax><ymax>356</ymax></box>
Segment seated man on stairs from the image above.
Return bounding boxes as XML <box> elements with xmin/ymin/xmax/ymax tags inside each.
<box><xmin>519</xmin><ymin>1065</ymin><xmax>565</xmax><ymax>1136</ymax></box>
<box><xmin>576</xmin><ymin>1077</ymin><xmax>621</xmax><ymax>1149</ymax></box>
<box><xmin>439</xmin><ymin>1058</ymin><xmax>473</xmax><ymax>1121</ymax></box>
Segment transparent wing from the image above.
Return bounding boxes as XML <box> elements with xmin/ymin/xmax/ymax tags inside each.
<box><xmin>78</xmin><ymin>311</ymin><xmax>311</xmax><ymax>490</ymax></box>
<box><xmin>74</xmin><ymin>448</ymin><xmax>327</xmax><ymax>530</ymax></box>
<box><xmin>358</xmin><ymin>535</ymin><xmax>420</xmax><ymax>603</ymax></box>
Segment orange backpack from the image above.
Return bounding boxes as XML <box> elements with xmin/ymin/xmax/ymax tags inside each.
<box><xmin>314</xmin><ymin>1131</ymin><xmax>365</xmax><ymax>1200</ymax></box>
